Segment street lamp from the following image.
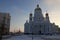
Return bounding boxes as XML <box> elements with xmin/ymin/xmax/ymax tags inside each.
<box><xmin>32</xmin><ymin>26</ymin><xmax>33</xmax><ymax>40</ymax></box>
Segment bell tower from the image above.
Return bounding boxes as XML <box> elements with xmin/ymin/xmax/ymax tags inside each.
<box><xmin>29</xmin><ymin>13</ymin><xmax>33</xmax><ymax>23</ymax></box>
<box><xmin>45</xmin><ymin>12</ymin><xmax>50</xmax><ymax>23</ymax></box>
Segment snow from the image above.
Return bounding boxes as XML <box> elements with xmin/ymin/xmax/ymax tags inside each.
<box><xmin>3</xmin><ymin>35</ymin><xmax>60</xmax><ymax>40</ymax></box>
<box><xmin>40</xmin><ymin>35</ymin><xmax>60</xmax><ymax>40</ymax></box>
<box><xmin>3</xmin><ymin>35</ymin><xmax>44</xmax><ymax>40</ymax></box>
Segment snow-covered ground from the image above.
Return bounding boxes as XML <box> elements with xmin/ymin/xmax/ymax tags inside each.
<box><xmin>3</xmin><ymin>35</ymin><xmax>44</xmax><ymax>40</ymax></box>
<box><xmin>2</xmin><ymin>35</ymin><xmax>60</xmax><ymax>40</ymax></box>
<box><xmin>41</xmin><ymin>35</ymin><xmax>60</xmax><ymax>40</ymax></box>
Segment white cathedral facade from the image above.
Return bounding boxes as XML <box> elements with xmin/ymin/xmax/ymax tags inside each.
<box><xmin>24</xmin><ymin>5</ymin><xmax>59</xmax><ymax>34</ymax></box>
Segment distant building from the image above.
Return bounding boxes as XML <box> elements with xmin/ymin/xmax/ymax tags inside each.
<box><xmin>24</xmin><ymin>20</ymin><xmax>29</xmax><ymax>33</ymax></box>
<box><xmin>58</xmin><ymin>28</ymin><xmax>60</xmax><ymax>34</ymax></box>
<box><xmin>0</xmin><ymin>13</ymin><xmax>11</xmax><ymax>35</ymax></box>
<box><xmin>24</xmin><ymin>4</ymin><xmax>59</xmax><ymax>34</ymax></box>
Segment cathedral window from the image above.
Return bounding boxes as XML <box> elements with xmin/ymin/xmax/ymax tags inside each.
<box><xmin>30</xmin><ymin>18</ymin><xmax>32</xmax><ymax>20</ymax></box>
<box><xmin>40</xmin><ymin>25</ymin><xmax>41</xmax><ymax>28</ymax></box>
<box><xmin>39</xmin><ymin>18</ymin><xmax>40</xmax><ymax>20</ymax></box>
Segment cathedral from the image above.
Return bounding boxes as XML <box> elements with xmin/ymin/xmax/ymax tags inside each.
<box><xmin>24</xmin><ymin>4</ymin><xmax>59</xmax><ymax>34</ymax></box>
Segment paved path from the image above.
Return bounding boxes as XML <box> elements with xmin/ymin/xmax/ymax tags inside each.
<box><xmin>2</xmin><ymin>35</ymin><xmax>60</xmax><ymax>40</ymax></box>
<box><xmin>3</xmin><ymin>35</ymin><xmax>44</xmax><ymax>40</ymax></box>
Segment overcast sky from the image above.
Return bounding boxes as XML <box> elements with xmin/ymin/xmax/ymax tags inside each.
<box><xmin>0</xmin><ymin>0</ymin><xmax>60</xmax><ymax>32</ymax></box>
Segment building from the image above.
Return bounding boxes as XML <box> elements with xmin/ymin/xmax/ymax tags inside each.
<box><xmin>24</xmin><ymin>4</ymin><xmax>59</xmax><ymax>34</ymax></box>
<box><xmin>0</xmin><ymin>13</ymin><xmax>11</xmax><ymax>35</ymax></box>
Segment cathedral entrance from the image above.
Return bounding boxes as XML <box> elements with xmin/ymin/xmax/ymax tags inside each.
<box><xmin>39</xmin><ymin>30</ymin><xmax>41</xmax><ymax>34</ymax></box>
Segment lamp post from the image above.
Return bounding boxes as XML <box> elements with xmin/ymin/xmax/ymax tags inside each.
<box><xmin>32</xmin><ymin>26</ymin><xmax>33</xmax><ymax>40</ymax></box>
<box><xmin>32</xmin><ymin>33</ymin><xmax>33</xmax><ymax>40</ymax></box>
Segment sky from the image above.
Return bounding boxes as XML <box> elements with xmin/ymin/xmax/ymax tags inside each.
<box><xmin>0</xmin><ymin>0</ymin><xmax>60</xmax><ymax>32</ymax></box>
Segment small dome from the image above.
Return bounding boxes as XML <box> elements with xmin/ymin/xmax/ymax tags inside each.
<box><xmin>46</xmin><ymin>13</ymin><xmax>49</xmax><ymax>16</ymax></box>
<box><xmin>35</xmin><ymin>4</ymin><xmax>42</xmax><ymax>11</ymax></box>
<box><xmin>37</xmin><ymin>4</ymin><xmax>39</xmax><ymax>8</ymax></box>
<box><xmin>30</xmin><ymin>13</ymin><xmax>32</xmax><ymax>16</ymax></box>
